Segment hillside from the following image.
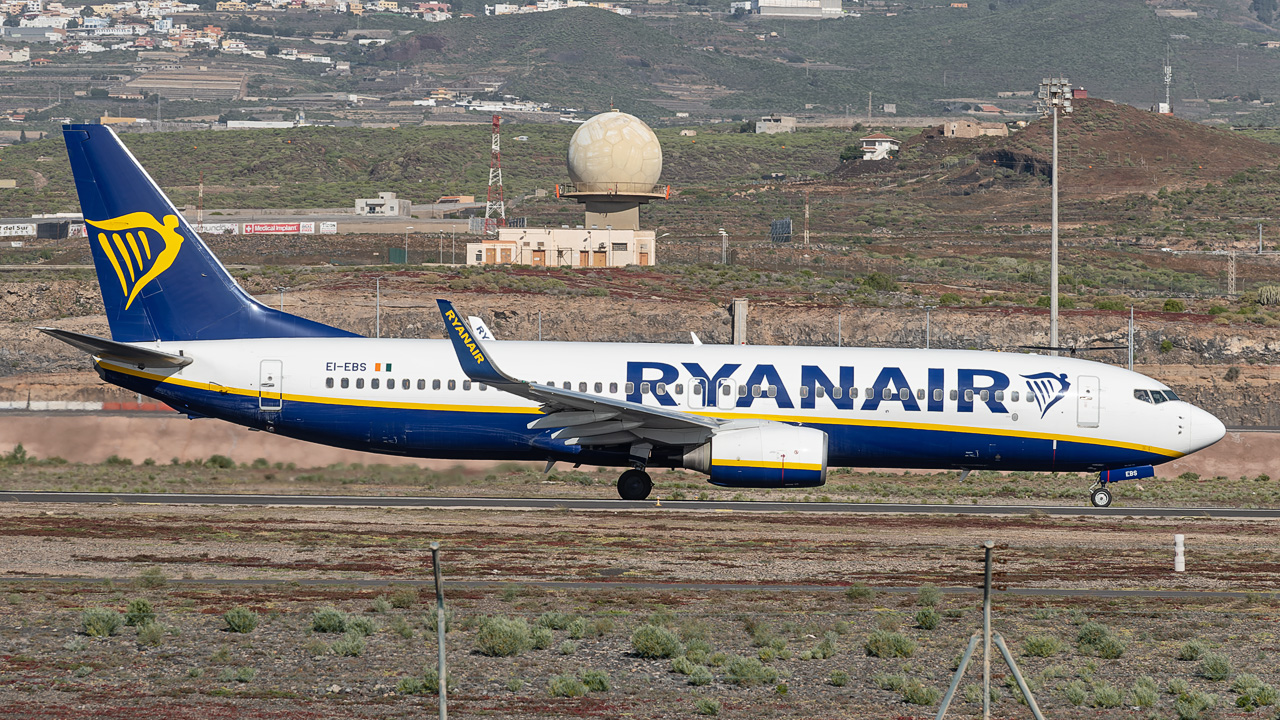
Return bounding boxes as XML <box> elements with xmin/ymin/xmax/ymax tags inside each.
<box><xmin>368</xmin><ymin>0</ymin><xmax>1280</xmax><ymax>116</ymax></box>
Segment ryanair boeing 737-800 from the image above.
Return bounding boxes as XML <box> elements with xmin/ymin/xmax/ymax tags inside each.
<box><xmin>42</xmin><ymin>124</ymin><xmax>1226</xmax><ymax>506</ymax></box>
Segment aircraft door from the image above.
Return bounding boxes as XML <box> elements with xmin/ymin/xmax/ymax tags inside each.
<box><xmin>259</xmin><ymin>359</ymin><xmax>283</xmax><ymax>411</ymax></box>
<box><xmin>1077</xmin><ymin>375</ymin><xmax>1099</xmax><ymax>428</ymax></box>
<box><xmin>716</xmin><ymin>378</ymin><xmax>737</xmax><ymax>410</ymax></box>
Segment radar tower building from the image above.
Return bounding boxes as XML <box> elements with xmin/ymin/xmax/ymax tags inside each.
<box><xmin>467</xmin><ymin>109</ymin><xmax>666</xmax><ymax>268</ymax></box>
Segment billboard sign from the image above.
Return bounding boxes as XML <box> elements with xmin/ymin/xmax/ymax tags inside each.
<box><xmin>243</xmin><ymin>222</ymin><xmax>316</xmax><ymax>235</ymax></box>
<box><xmin>319</xmin><ymin>221</ymin><xmax>338</xmax><ymax>234</ymax></box>
<box><xmin>193</xmin><ymin>223</ymin><xmax>239</xmax><ymax>235</ymax></box>
<box><xmin>0</xmin><ymin>223</ymin><xmax>37</xmax><ymax>237</ymax></box>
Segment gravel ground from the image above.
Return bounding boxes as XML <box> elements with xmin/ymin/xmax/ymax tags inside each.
<box><xmin>2</xmin><ymin>503</ymin><xmax>1280</xmax><ymax>718</ymax></box>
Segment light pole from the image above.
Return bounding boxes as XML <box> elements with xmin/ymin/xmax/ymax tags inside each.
<box><xmin>718</xmin><ymin>228</ymin><xmax>728</xmax><ymax>265</ymax></box>
<box><xmin>375</xmin><ymin>276</ymin><xmax>384</xmax><ymax>338</ymax></box>
<box><xmin>275</xmin><ymin>286</ymin><xmax>288</xmax><ymax>311</ymax></box>
<box><xmin>404</xmin><ymin>226</ymin><xmax>413</xmax><ymax>264</ymax></box>
<box><xmin>1038</xmin><ymin>77</ymin><xmax>1073</xmax><ymax>357</ymax></box>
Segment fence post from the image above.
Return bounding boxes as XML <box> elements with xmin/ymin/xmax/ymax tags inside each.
<box><xmin>431</xmin><ymin>541</ymin><xmax>447</xmax><ymax>720</ymax></box>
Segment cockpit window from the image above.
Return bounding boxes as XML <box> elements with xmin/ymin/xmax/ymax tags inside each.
<box><xmin>1151</xmin><ymin>391</ymin><xmax>1168</xmax><ymax>404</ymax></box>
<box><xmin>1133</xmin><ymin>389</ymin><xmax>1152</xmax><ymax>403</ymax></box>
<box><xmin>1163</xmin><ymin>390</ymin><xmax>1179</xmax><ymax>402</ymax></box>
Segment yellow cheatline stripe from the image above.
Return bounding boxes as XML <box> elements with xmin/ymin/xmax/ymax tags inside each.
<box><xmin>98</xmin><ymin>360</ymin><xmax>542</xmax><ymax>415</ymax></box>
<box><xmin>712</xmin><ymin>459</ymin><xmax>824</xmax><ymax>471</ymax></box>
<box><xmin>97</xmin><ymin>361</ymin><xmax>1182</xmax><ymax>458</ymax></box>
<box><xmin>686</xmin><ymin>409</ymin><xmax>1182</xmax><ymax>458</ymax></box>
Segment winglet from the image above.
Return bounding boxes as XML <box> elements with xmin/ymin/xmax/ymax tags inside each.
<box><xmin>437</xmin><ymin>299</ymin><xmax>514</xmax><ymax>385</ymax></box>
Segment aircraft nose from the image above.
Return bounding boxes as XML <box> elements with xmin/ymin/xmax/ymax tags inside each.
<box><xmin>1188</xmin><ymin>406</ymin><xmax>1226</xmax><ymax>452</ymax></box>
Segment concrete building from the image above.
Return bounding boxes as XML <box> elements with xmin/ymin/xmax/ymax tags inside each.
<box><xmin>860</xmin><ymin>132</ymin><xmax>899</xmax><ymax>160</ymax></box>
<box><xmin>466</xmin><ymin>227</ymin><xmax>655</xmax><ymax>267</ymax></box>
<box><xmin>355</xmin><ymin>191</ymin><xmax>411</xmax><ymax>216</ymax></box>
<box><xmin>752</xmin><ymin>0</ymin><xmax>840</xmax><ymax>18</ymax></box>
<box><xmin>755</xmin><ymin>114</ymin><xmax>796</xmax><ymax>134</ymax></box>
<box><xmin>942</xmin><ymin>119</ymin><xmax>1008</xmax><ymax>138</ymax></box>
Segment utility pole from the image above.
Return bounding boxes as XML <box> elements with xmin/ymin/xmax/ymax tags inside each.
<box><xmin>925</xmin><ymin>306</ymin><xmax>935</xmax><ymax>349</ymax></box>
<box><xmin>1229</xmin><ymin>249</ymin><xmax>1236</xmax><ymax>296</ymax></box>
<box><xmin>375</xmin><ymin>277</ymin><xmax>383</xmax><ymax>338</ymax></box>
<box><xmin>404</xmin><ymin>226</ymin><xmax>413</xmax><ymax>264</ymax></box>
<box><xmin>803</xmin><ymin>189</ymin><xmax>810</xmax><ymax>248</ymax></box>
<box><xmin>1128</xmin><ymin>306</ymin><xmax>1134</xmax><ymax>372</ymax></box>
<box><xmin>1038</xmin><ymin>77</ymin><xmax>1073</xmax><ymax>356</ymax></box>
<box><xmin>719</xmin><ymin>228</ymin><xmax>728</xmax><ymax>265</ymax></box>
<box><xmin>867</xmin><ymin>91</ymin><xmax>872</xmax><ymax>123</ymax></box>
<box><xmin>1260</xmin><ymin>223</ymin><xmax>1264</xmax><ymax>254</ymax></box>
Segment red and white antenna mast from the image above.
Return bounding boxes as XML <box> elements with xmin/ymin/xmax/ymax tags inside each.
<box><xmin>484</xmin><ymin>114</ymin><xmax>506</xmax><ymax>234</ymax></box>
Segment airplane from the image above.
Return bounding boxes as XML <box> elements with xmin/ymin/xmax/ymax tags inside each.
<box><xmin>42</xmin><ymin>123</ymin><xmax>1227</xmax><ymax>508</ymax></box>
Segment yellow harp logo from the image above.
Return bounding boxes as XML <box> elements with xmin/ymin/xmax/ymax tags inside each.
<box><xmin>89</xmin><ymin>212</ymin><xmax>184</xmax><ymax>310</ymax></box>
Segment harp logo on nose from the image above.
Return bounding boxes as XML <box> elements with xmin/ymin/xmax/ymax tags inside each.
<box><xmin>88</xmin><ymin>212</ymin><xmax>184</xmax><ymax>310</ymax></box>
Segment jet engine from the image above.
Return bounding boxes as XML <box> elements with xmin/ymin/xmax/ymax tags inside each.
<box><xmin>682</xmin><ymin>422</ymin><xmax>828</xmax><ymax>488</ymax></box>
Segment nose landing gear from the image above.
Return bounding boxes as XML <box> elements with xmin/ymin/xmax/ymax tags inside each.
<box><xmin>1089</xmin><ymin>486</ymin><xmax>1113</xmax><ymax>508</ymax></box>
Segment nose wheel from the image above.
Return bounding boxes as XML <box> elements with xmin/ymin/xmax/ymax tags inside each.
<box><xmin>1090</xmin><ymin>486</ymin><xmax>1113</xmax><ymax>508</ymax></box>
<box><xmin>617</xmin><ymin>469</ymin><xmax>653</xmax><ymax>501</ymax></box>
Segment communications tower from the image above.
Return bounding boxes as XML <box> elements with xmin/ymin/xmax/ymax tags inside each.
<box><xmin>484</xmin><ymin>114</ymin><xmax>506</xmax><ymax>235</ymax></box>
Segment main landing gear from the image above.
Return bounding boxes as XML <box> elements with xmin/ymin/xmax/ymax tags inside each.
<box><xmin>617</xmin><ymin>468</ymin><xmax>653</xmax><ymax>501</ymax></box>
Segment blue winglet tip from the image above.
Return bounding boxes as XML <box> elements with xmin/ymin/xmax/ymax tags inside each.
<box><xmin>437</xmin><ymin>298</ymin><xmax>506</xmax><ymax>384</ymax></box>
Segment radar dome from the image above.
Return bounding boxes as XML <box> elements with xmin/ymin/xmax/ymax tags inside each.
<box><xmin>566</xmin><ymin>110</ymin><xmax>663</xmax><ymax>194</ymax></box>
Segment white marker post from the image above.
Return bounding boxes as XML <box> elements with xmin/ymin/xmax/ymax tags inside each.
<box><xmin>1174</xmin><ymin>534</ymin><xmax>1185</xmax><ymax>573</ymax></box>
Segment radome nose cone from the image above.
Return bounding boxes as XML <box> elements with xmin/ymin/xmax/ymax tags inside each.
<box><xmin>1190</xmin><ymin>408</ymin><xmax>1226</xmax><ymax>452</ymax></box>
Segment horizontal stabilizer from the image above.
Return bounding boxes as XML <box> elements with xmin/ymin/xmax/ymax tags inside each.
<box><xmin>38</xmin><ymin>327</ymin><xmax>193</xmax><ymax>369</ymax></box>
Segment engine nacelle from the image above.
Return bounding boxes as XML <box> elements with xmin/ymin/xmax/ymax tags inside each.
<box><xmin>682</xmin><ymin>422</ymin><xmax>828</xmax><ymax>488</ymax></box>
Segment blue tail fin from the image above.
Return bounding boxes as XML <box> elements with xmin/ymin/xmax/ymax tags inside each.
<box><xmin>63</xmin><ymin>124</ymin><xmax>358</xmax><ymax>342</ymax></box>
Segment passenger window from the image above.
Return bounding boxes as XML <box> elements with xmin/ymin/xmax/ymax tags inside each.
<box><xmin>767</xmin><ymin>385</ymin><xmax>777</xmax><ymax>398</ymax></box>
<box><xmin>417</xmin><ymin>379</ymin><xmax>425</xmax><ymax>390</ymax></box>
<box><xmin>830</xmin><ymin>387</ymin><xmax>840</xmax><ymax>399</ymax></box>
<box><xmin>656</xmin><ymin>382</ymin><xmax>666</xmax><ymax>395</ymax></box>
<box><xmin>965</xmin><ymin>389</ymin><xmax>974</xmax><ymax>402</ymax></box>
<box><xmin>815</xmin><ymin>386</ymin><xmax>825</xmax><ymax>398</ymax></box>
<box><xmin>692</xmin><ymin>383</ymin><xmax>702</xmax><ymax>396</ymax></box>
<box><xmin>867</xmin><ymin>388</ymin><xmax>874</xmax><ymax>399</ymax></box>
<box><xmin>388</xmin><ymin>380</ymin><xmax>395</xmax><ymax>391</ymax></box>
<box><xmin>917</xmin><ymin>388</ymin><xmax>925</xmax><ymax>400</ymax></box>
<box><xmin>950</xmin><ymin>389</ymin><xmax>958</xmax><ymax>401</ymax></box>
<box><xmin>371</xmin><ymin>378</ymin><xmax>380</xmax><ymax>390</ymax></box>
<box><xmin>1010</xmin><ymin>390</ymin><xmax>1019</xmax><ymax>402</ymax></box>
<box><xmin>752</xmin><ymin>385</ymin><xmax>762</xmax><ymax>398</ymax></box>
<box><xmin>447</xmin><ymin>379</ymin><xmax>456</xmax><ymax>391</ymax></box>
<box><xmin>356</xmin><ymin>378</ymin><xmax>365</xmax><ymax>389</ymax></box>
<box><xmin>432</xmin><ymin>379</ymin><xmax>441</xmax><ymax>390</ymax></box>
<box><xmin>722</xmin><ymin>384</ymin><xmax>732</xmax><ymax>396</ymax></box>
<box><xmin>626</xmin><ymin>382</ymin><xmax>635</xmax><ymax>394</ymax></box>
<box><xmin>610</xmin><ymin>382</ymin><xmax>619</xmax><ymax>394</ymax></box>
<box><xmin>1133</xmin><ymin>389</ymin><xmax>1151</xmax><ymax>403</ymax></box>
<box><xmin>933</xmin><ymin>388</ymin><xmax>943</xmax><ymax>402</ymax></box>
<box><xmin>994</xmin><ymin>390</ymin><xmax>1003</xmax><ymax>402</ymax></box>
<box><xmin>980</xmin><ymin>390</ymin><xmax>990</xmax><ymax>402</ymax></box>
<box><xmin>479</xmin><ymin>383</ymin><xmax>487</xmax><ymax>391</ymax></box>
<box><xmin>562</xmin><ymin>381</ymin><xmax>571</xmax><ymax>390</ymax></box>
<box><xmin>882</xmin><ymin>388</ymin><xmax>892</xmax><ymax>401</ymax></box>
<box><xmin>799</xmin><ymin>386</ymin><xmax>810</xmax><ymax>399</ymax></box>
<box><xmin>899</xmin><ymin>388</ymin><xmax>909</xmax><ymax>401</ymax></box>
<box><xmin>579</xmin><ymin>382</ymin><xmax>588</xmax><ymax>392</ymax></box>
<box><xmin>326</xmin><ymin>377</ymin><xmax>334</xmax><ymax>389</ymax></box>
<box><xmin>403</xmin><ymin>379</ymin><xmax>410</xmax><ymax>390</ymax></box>
<box><xmin>675</xmin><ymin>383</ymin><xmax>683</xmax><ymax>395</ymax></box>
<box><xmin>848</xmin><ymin>388</ymin><xmax>856</xmax><ymax>399</ymax></box>
<box><xmin>341</xmin><ymin>378</ymin><xmax>349</xmax><ymax>389</ymax></box>
<box><xmin>641</xmin><ymin>382</ymin><xmax>650</xmax><ymax>395</ymax></box>
<box><xmin>594</xmin><ymin>382</ymin><xmax>603</xmax><ymax>393</ymax></box>
<box><xmin>463</xmin><ymin>380</ymin><xmax>472</xmax><ymax>391</ymax></box>
<box><xmin>738</xmin><ymin>385</ymin><xmax>747</xmax><ymax>397</ymax></box>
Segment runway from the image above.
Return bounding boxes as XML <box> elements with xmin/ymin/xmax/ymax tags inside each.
<box><xmin>3</xmin><ymin>491</ymin><xmax>1278</xmax><ymax>518</ymax></box>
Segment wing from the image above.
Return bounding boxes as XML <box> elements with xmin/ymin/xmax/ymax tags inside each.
<box><xmin>436</xmin><ymin>299</ymin><xmax>717</xmax><ymax>448</ymax></box>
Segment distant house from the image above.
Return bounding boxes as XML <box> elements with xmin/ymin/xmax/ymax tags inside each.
<box><xmin>943</xmin><ymin>119</ymin><xmax>1008</xmax><ymax>139</ymax></box>
<box><xmin>755</xmin><ymin>114</ymin><xmax>796</xmax><ymax>134</ymax></box>
<box><xmin>679</xmin><ymin>129</ymin><xmax>696</xmax><ymax>136</ymax></box>
<box><xmin>1260</xmin><ymin>41</ymin><xmax>1280</xmax><ymax>49</ymax></box>
<box><xmin>976</xmin><ymin>104</ymin><xmax>1004</xmax><ymax>114</ymax></box>
<box><xmin>859</xmin><ymin>133</ymin><xmax>899</xmax><ymax>160</ymax></box>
